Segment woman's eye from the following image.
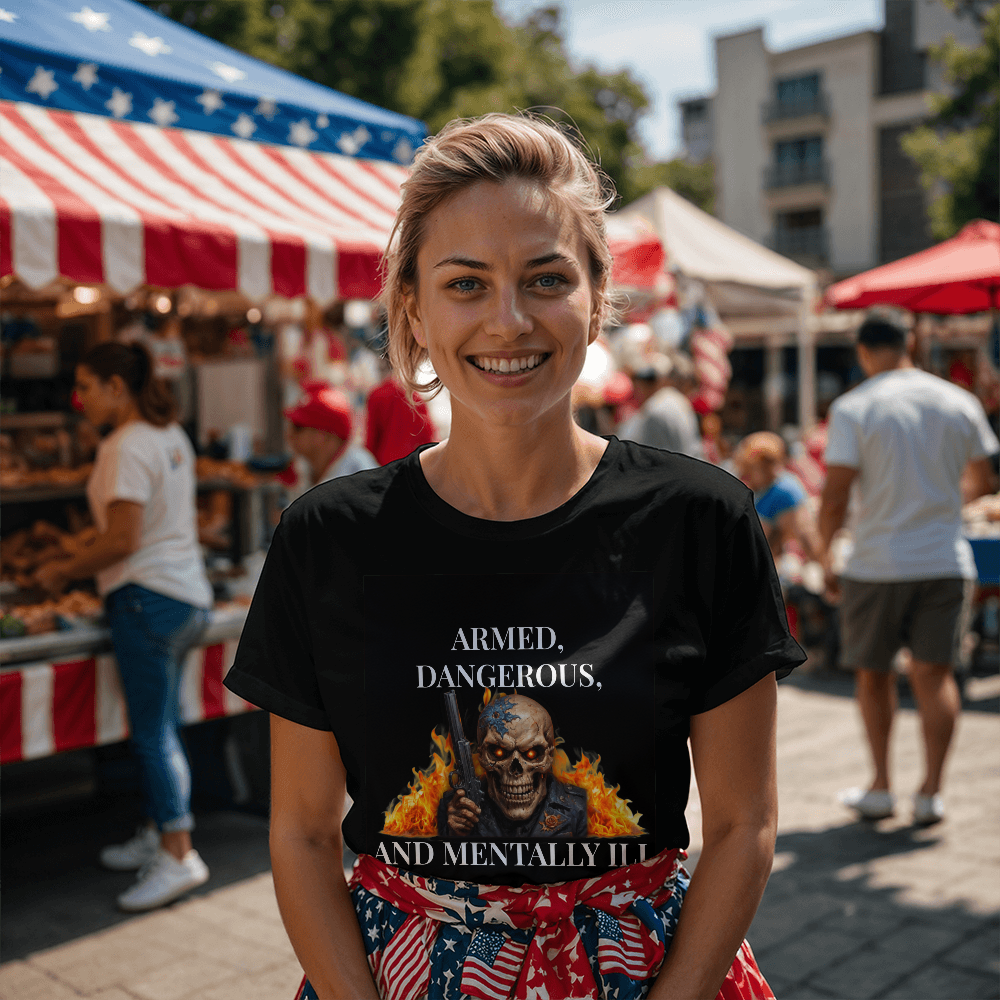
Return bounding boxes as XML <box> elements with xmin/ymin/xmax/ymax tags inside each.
<box><xmin>534</xmin><ymin>274</ymin><xmax>565</xmax><ymax>289</ymax></box>
<box><xmin>451</xmin><ymin>278</ymin><xmax>480</xmax><ymax>293</ymax></box>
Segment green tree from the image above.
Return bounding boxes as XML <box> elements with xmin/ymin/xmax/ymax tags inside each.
<box><xmin>901</xmin><ymin>0</ymin><xmax>999</xmax><ymax>238</ymax></box>
<box><xmin>626</xmin><ymin>157</ymin><xmax>715</xmax><ymax>214</ymax></box>
<box><xmin>141</xmin><ymin>1</ymin><xmax>662</xmax><ymax>204</ymax></box>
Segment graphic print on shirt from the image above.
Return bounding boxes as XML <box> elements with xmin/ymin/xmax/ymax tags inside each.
<box><xmin>365</xmin><ymin>572</ymin><xmax>656</xmax><ymax>882</ymax></box>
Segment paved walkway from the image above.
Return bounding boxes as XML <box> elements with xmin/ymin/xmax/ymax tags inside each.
<box><xmin>2</xmin><ymin>675</ymin><xmax>998</xmax><ymax>1000</ymax></box>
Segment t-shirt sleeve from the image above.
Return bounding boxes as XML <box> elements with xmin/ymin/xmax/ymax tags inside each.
<box><xmin>112</xmin><ymin>434</ymin><xmax>155</xmax><ymax>505</ymax></box>
<box><xmin>223</xmin><ymin>513</ymin><xmax>331</xmax><ymax>731</ymax></box>
<box><xmin>968</xmin><ymin>398</ymin><xmax>1000</xmax><ymax>460</ymax></box>
<box><xmin>824</xmin><ymin>402</ymin><xmax>860</xmax><ymax>468</ymax></box>
<box><xmin>690</xmin><ymin>494</ymin><xmax>806</xmax><ymax>714</ymax></box>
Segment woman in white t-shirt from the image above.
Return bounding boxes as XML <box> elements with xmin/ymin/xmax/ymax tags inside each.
<box><xmin>36</xmin><ymin>342</ymin><xmax>213</xmax><ymax>913</ymax></box>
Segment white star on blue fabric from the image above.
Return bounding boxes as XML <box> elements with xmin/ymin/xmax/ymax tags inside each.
<box><xmin>130</xmin><ymin>32</ymin><xmax>171</xmax><ymax>57</ymax></box>
<box><xmin>148</xmin><ymin>97</ymin><xmax>178</xmax><ymax>127</ymax></box>
<box><xmin>209</xmin><ymin>61</ymin><xmax>246</xmax><ymax>84</ymax></box>
<box><xmin>25</xmin><ymin>66</ymin><xmax>58</xmax><ymax>100</ymax></box>
<box><xmin>68</xmin><ymin>7</ymin><xmax>110</xmax><ymax>31</ymax></box>
<box><xmin>367</xmin><ymin>925</ymin><xmax>378</xmax><ymax>942</ymax></box>
<box><xmin>254</xmin><ymin>97</ymin><xmax>277</xmax><ymax>119</ymax></box>
<box><xmin>393</xmin><ymin>137</ymin><xmax>414</xmax><ymax>164</ymax></box>
<box><xmin>288</xmin><ymin>118</ymin><xmax>317</xmax><ymax>147</ymax></box>
<box><xmin>73</xmin><ymin>63</ymin><xmax>99</xmax><ymax>90</ymax></box>
<box><xmin>316</xmin><ymin>113</ymin><xmax>329</xmax><ymax>128</ymax></box>
<box><xmin>196</xmin><ymin>89</ymin><xmax>224</xmax><ymax>115</ymax></box>
<box><xmin>231</xmin><ymin>113</ymin><xmax>256</xmax><ymax>139</ymax></box>
<box><xmin>105</xmin><ymin>87</ymin><xmax>132</xmax><ymax>117</ymax></box>
<box><xmin>336</xmin><ymin>125</ymin><xmax>370</xmax><ymax>156</ymax></box>
<box><xmin>0</xmin><ymin>8</ymin><xmax>18</xmax><ymax>22</ymax></box>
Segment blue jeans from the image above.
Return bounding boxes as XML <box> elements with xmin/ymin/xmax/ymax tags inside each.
<box><xmin>105</xmin><ymin>584</ymin><xmax>209</xmax><ymax>833</ymax></box>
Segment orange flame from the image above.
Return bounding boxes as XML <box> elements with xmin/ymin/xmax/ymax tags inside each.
<box><xmin>382</xmin><ymin>724</ymin><xmax>645</xmax><ymax>838</ymax></box>
<box><xmin>554</xmin><ymin>748</ymin><xmax>646</xmax><ymax>836</ymax></box>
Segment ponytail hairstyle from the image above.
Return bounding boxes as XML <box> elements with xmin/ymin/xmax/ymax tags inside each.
<box><xmin>80</xmin><ymin>341</ymin><xmax>178</xmax><ymax>427</ymax></box>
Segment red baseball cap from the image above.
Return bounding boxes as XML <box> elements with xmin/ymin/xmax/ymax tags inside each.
<box><xmin>285</xmin><ymin>387</ymin><xmax>353</xmax><ymax>440</ymax></box>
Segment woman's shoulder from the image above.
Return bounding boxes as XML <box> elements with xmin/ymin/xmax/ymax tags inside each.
<box><xmin>279</xmin><ymin>458</ymin><xmax>408</xmax><ymax>533</ymax></box>
<box><xmin>609</xmin><ymin>437</ymin><xmax>751</xmax><ymax>513</ymax></box>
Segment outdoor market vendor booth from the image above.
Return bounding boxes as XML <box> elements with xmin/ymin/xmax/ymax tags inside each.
<box><xmin>613</xmin><ymin>186</ymin><xmax>822</xmax><ymax>433</ymax></box>
<box><xmin>0</xmin><ymin>0</ymin><xmax>425</xmax><ymax>766</ymax></box>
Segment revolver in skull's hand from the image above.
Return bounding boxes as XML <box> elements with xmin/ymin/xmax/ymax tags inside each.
<box><xmin>444</xmin><ymin>689</ymin><xmax>484</xmax><ymax>815</ymax></box>
<box><xmin>446</xmin><ymin>788</ymin><xmax>481</xmax><ymax>835</ymax></box>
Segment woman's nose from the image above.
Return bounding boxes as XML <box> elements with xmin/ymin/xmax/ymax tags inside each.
<box><xmin>485</xmin><ymin>287</ymin><xmax>532</xmax><ymax>341</ymax></box>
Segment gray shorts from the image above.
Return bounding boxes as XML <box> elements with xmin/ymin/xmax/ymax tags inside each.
<box><xmin>839</xmin><ymin>577</ymin><xmax>974</xmax><ymax>672</ymax></box>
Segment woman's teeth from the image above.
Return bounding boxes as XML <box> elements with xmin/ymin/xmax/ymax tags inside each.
<box><xmin>472</xmin><ymin>354</ymin><xmax>545</xmax><ymax>373</ymax></box>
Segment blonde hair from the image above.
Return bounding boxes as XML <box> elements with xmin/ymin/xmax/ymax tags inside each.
<box><xmin>736</xmin><ymin>431</ymin><xmax>787</xmax><ymax>467</ymax></box>
<box><xmin>381</xmin><ymin>113</ymin><xmax>617</xmax><ymax>396</ymax></box>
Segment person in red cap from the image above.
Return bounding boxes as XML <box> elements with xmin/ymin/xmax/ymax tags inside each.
<box><xmin>365</xmin><ymin>373</ymin><xmax>437</xmax><ymax>466</ymax></box>
<box><xmin>284</xmin><ymin>387</ymin><xmax>376</xmax><ymax>502</ymax></box>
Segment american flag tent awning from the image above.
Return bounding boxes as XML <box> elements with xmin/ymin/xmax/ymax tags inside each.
<box><xmin>0</xmin><ymin>99</ymin><xmax>408</xmax><ymax>303</ymax></box>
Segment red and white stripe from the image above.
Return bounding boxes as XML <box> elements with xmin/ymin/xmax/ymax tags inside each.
<box><xmin>690</xmin><ymin>324</ymin><xmax>735</xmax><ymax>413</ymax></box>
<box><xmin>596</xmin><ymin>913</ymin><xmax>651</xmax><ymax>978</ymax></box>
<box><xmin>374</xmin><ymin>912</ymin><xmax>436</xmax><ymax>1000</ymax></box>
<box><xmin>460</xmin><ymin>935</ymin><xmax>527</xmax><ymax>1000</ymax></box>
<box><xmin>0</xmin><ymin>639</ymin><xmax>254</xmax><ymax>764</ymax></box>
<box><xmin>0</xmin><ymin>100</ymin><xmax>407</xmax><ymax>302</ymax></box>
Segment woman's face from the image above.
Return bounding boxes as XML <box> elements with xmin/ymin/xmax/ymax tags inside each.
<box><xmin>74</xmin><ymin>364</ymin><xmax>121</xmax><ymax>427</ymax></box>
<box><xmin>404</xmin><ymin>178</ymin><xmax>600</xmax><ymax>431</ymax></box>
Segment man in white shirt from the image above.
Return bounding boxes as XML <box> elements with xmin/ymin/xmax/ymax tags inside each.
<box><xmin>284</xmin><ymin>386</ymin><xmax>377</xmax><ymax>504</ymax></box>
<box><xmin>819</xmin><ymin>312</ymin><xmax>999</xmax><ymax>825</ymax></box>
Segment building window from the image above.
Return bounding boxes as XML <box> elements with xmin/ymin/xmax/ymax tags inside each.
<box><xmin>763</xmin><ymin>73</ymin><xmax>828</xmax><ymax>122</ymax></box>
<box><xmin>773</xmin><ymin>209</ymin><xmax>827</xmax><ymax>260</ymax></box>
<box><xmin>765</xmin><ymin>136</ymin><xmax>827</xmax><ymax>187</ymax></box>
<box><xmin>879</xmin><ymin>123</ymin><xmax>932</xmax><ymax>262</ymax></box>
<box><xmin>880</xmin><ymin>0</ymin><xmax>925</xmax><ymax>94</ymax></box>
<box><xmin>681</xmin><ymin>100</ymin><xmax>709</xmax><ymax>125</ymax></box>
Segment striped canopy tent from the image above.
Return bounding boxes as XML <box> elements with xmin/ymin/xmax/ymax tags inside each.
<box><xmin>1</xmin><ymin>100</ymin><xmax>409</xmax><ymax>302</ymax></box>
<box><xmin>0</xmin><ymin>0</ymin><xmax>425</xmax><ymax>302</ymax></box>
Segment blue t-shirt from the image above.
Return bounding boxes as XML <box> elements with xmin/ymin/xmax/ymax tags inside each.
<box><xmin>754</xmin><ymin>472</ymin><xmax>806</xmax><ymax>526</ymax></box>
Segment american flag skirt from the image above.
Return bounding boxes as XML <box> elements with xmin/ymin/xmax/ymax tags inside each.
<box><xmin>295</xmin><ymin>848</ymin><xmax>775</xmax><ymax>1000</ymax></box>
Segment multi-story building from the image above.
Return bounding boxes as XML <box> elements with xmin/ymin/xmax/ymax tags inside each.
<box><xmin>682</xmin><ymin>0</ymin><xmax>982</xmax><ymax>278</ymax></box>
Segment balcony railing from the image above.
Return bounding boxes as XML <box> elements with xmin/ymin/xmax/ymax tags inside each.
<box><xmin>770</xmin><ymin>226</ymin><xmax>829</xmax><ymax>261</ymax></box>
<box><xmin>761</xmin><ymin>91</ymin><xmax>831</xmax><ymax>124</ymax></box>
<box><xmin>763</xmin><ymin>159</ymin><xmax>830</xmax><ymax>189</ymax></box>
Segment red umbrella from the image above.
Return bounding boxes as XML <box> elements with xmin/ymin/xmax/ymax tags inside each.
<box><xmin>824</xmin><ymin>219</ymin><xmax>1000</xmax><ymax>314</ymax></box>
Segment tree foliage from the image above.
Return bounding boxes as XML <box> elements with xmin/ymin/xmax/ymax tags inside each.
<box><xmin>626</xmin><ymin>158</ymin><xmax>715</xmax><ymax>214</ymax></box>
<box><xmin>142</xmin><ymin>0</ymin><xmax>684</xmax><ymax>208</ymax></box>
<box><xmin>901</xmin><ymin>0</ymin><xmax>999</xmax><ymax>238</ymax></box>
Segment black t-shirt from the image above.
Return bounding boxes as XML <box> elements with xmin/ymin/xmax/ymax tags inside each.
<box><xmin>224</xmin><ymin>437</ymin><xmax>804</xmax><ymax>885</ymax></box>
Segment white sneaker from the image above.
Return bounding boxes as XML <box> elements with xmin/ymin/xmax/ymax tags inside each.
<box><xmin>913</xmin><ymin>793</ymin><xmax>945</xmax><ymax>826</ymax></box>
<box><xmin>117</xmin><ymin>848</ymin><xmax>209</xmax><ymax>912</ymax></box>
<box><xmin>100</xmin><ymin>823</ymin><xmax>160</xmax><ymax>871</ymax></box>
<box><xmin>838</xmin><ymin>787</ymin><xmax>896</xmax><ymax>819</ymax></box>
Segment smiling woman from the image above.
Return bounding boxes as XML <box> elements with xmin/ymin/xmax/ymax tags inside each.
<box><xmin>223</xmin><ymin>113</ymin><xmax>803</xmax><ymax>1000</ymax></box>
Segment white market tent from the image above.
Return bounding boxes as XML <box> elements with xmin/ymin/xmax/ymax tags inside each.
<box><xmin>613</xmin><ymin>186</ymin><xmax>819</xmax><ymax>429</ymax></box>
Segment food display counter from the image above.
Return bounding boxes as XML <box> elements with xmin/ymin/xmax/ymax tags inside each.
<box><xmin>0</xmin><ymin>603</ymin><xmax>254</xmax><ymax>765</ymax></box>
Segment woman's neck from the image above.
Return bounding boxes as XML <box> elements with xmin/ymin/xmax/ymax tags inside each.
<box><xmin>419</xmin><ymin>408</ymin><xmax>608</xmax><ymax>521</ymax></box>
<box><xmin>109</xmin><ymin>399</ymin><xmax>142</xmax><ymax>430</ymax></box>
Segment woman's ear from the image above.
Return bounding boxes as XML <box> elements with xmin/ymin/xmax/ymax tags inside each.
<box><xmin>108</xmin><ymin>373</ymin><xmax>127</xmax><ymax>398</ymax></box>
<box><xmin>587</xmin><ymin>295</ymin><xmax>603</xmax><ymax>346</ymax></box>
<box><xmin>404</xmin><ymin>290</ymin><xmax>426</xmax><ymax>349</ymax></box>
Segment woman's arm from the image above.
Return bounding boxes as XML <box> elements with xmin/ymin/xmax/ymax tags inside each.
<box><xmin>269</xmin><ymin>714</ymin><xmax>380</xmax><ymax>1000</ymax></box>
<box><xmin>35</xmin><ymin>500</ymin><xmax>143</xmax><ymax>594</ymax></box>
<box><xmin>649</xmin><ymin>673</ymin><xmax>778</xmax><ymax>1000</ymax></box>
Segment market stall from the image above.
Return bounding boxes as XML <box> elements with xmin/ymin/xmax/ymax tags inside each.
<box><xmin>612</xmin><ymin>186</ymin><xmax>820</xmax><ymax>430</ymax></box>
<box><xmin>0</xmin><ymin>0</ymin><xmax>426</xmax><ymax>763</ymax></box>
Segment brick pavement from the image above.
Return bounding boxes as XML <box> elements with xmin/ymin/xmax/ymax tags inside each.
<box><xmin>1</xmin><ymin>674</ymin><xmax>997</xmax><ymax>1000</ymax></box>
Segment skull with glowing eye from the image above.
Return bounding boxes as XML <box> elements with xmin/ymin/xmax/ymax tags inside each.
<box><xmin>477</xmin><ymin>693</ymin><xmax>555</xmax><ymax>822</ymax></box>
